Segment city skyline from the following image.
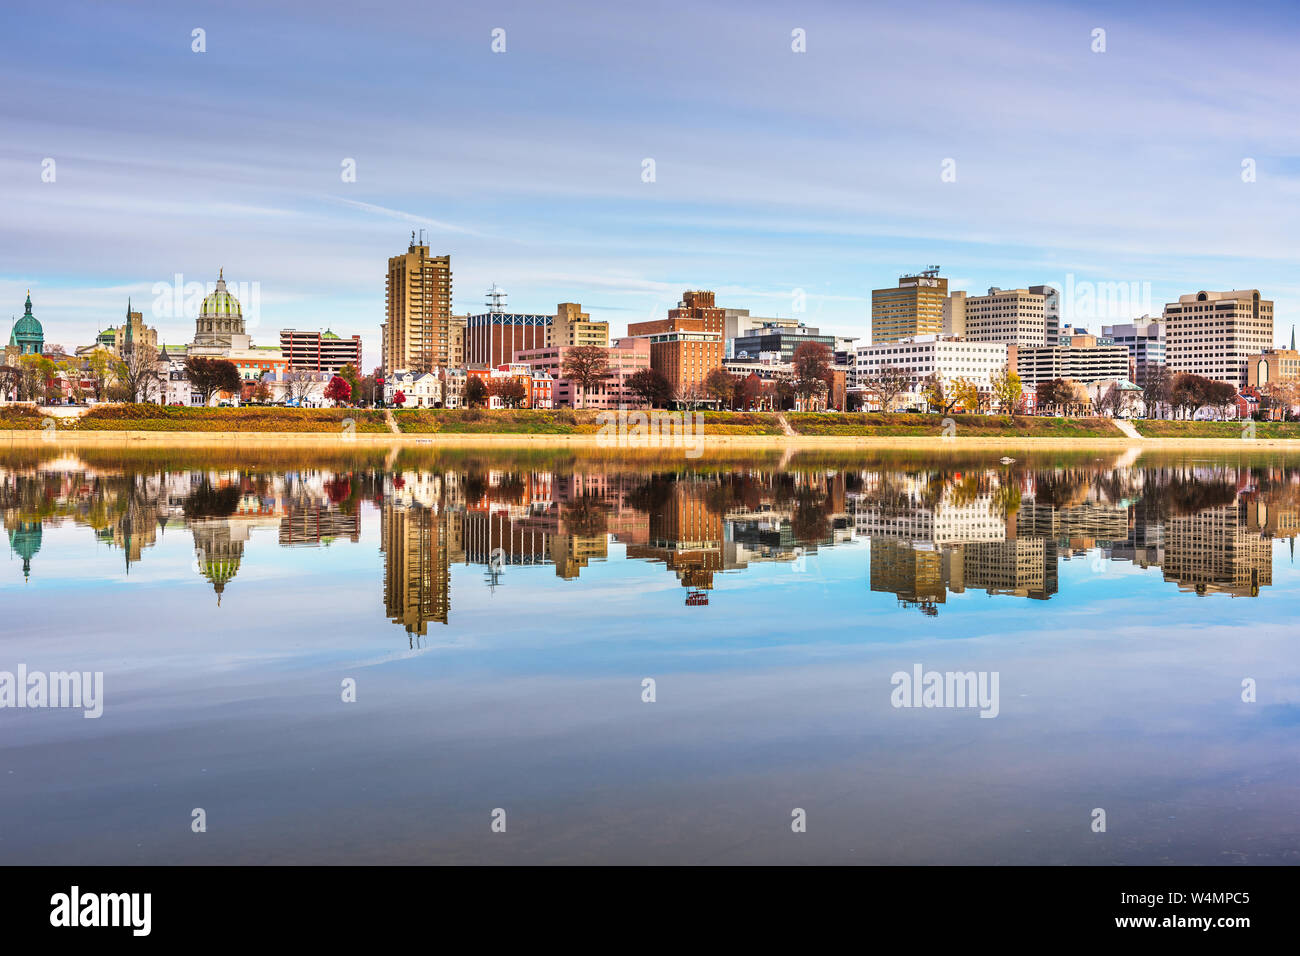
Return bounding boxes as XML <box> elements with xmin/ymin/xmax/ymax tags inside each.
<box><xmin>5</xmin><ymin>1</ymin><xmax>1300</xmax><ymax>372</ymax></box>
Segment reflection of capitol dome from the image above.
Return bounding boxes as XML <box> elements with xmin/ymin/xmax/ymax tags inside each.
<box><xmin>192</xmin><ymin>520</ymin><xmax>245</xmax><ymax>605</ymax></box>
<box><xmin>8</xmin><ymin>520</ymin><xmax>42</xmax><ymax>582</ymax></box>
<box><xmin>194</xmin><ymin>268</ymin><xmax>245</xmax><ymax>347</ymax></box>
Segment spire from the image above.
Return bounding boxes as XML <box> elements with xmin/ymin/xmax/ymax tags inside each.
<box><xmin>219</xmin><ymin>267</ymin><xmax>223</xmax><ymax>281</ymax></box>
<box><xmin>1291</xmin><ymin>325</ymin><xmax>1295</xmax><ymax>351</ymax></box>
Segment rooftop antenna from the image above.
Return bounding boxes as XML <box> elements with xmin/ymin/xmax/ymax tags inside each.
<box><xmin>486</xmin><ymin>284</ymin><xmax>507</xmax><ymax>315</ymax></box>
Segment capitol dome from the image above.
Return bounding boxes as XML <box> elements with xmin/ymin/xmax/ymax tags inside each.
<box><xmin>193</xmin><ymin>268</ymin><xmax>246</xmax><ymax>348</ymax></box>
<box><xmin>8</xmin><ymin>292</ymin><xmax>44</xmax><ymax>356</ymax></box>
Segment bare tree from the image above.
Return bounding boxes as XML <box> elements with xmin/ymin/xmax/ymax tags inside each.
<box><xmin>561</xmin><ymin>345</ymin><xmax>612</xmax><ymax>409</ymax></box>
<box><xmin>868</xmin><ymin>365</ymin><xmax>910</xmax><ymax>413</ymax></box>
<box><xmin>119</xmin><ymin>341</ymin><xmax>162</xmax><ymax>403</ymax></box>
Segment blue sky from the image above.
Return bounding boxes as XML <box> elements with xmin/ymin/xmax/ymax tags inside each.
<box><xmin>4</xmin><ymin>0</ymin><xmax>1300</xmax><ymax>369</ymax></box>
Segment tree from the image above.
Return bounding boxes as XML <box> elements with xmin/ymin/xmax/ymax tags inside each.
<box><xmin>1142</xmin><ymin>365</ymin><xmax>1172</xmax><ymax>419</ymax></box>
<box><xmin>1095</xmin><ymin>383</ymin><xmax>1122</xmax><ymax>417</ymax></box>
<box><xmin>991</xmin><ymin>365</ymin><xmax>1023</xmax><ymax>416</ymax></box>
<box><xmin>868</xmin><ymin>364</ymin><xmax>910</xmax><ymax>413</ymax></box>
<box><xmin>86</xmin><ymin>349</ymin><xmax>115</xmax><ymax>401</ymax></box>
<box><xmin>486</xmin><ymin>376</ymin><xmax>527</xmax><ymax>408</ymax></box>
<box><xmin>626</xmin><ymin>367</ymin><xmax>672</xmax><ymax>408</ymax></box>
<box><xmin>561</xmin><ymin>345</ymin><xmax>612</xmax><ymax>409</ymax></box>
<box><xmin>920</xmin><ymin>374</ymin><xmax>958</xmax><ymax>415</ymax></box>
<box><xmin>337</xmin><ymin>364</ymin><xmax>362</xmax><ymax>405</ymax></box>
<box><xmin>1035</xmin><ymin>378</ymin><xmax>1074</xmax><ymax>415</ymax></box>
<box><xmin>704</xmin><ymin>367</ymin><xmax>737</xmax><ymax>407</ymax></box>
<box><xmin>952</xmin><ymin>378</ymin><xmax>981</xmax><ymax>414</ymax></box>
<box><xmin>392</xmin><ymin>390</ymin><xmax>406</xmax><ymax>407</ymax></box>
<box><xmin>185</xmin><ymin>357</ymin><xmax>241</xmax><ymax>406</ymax></box>
<box><xmin>736</xmin><ymin>371</ymin><xmax>763</xmax><ymax>411</ymax></box>
<box><xmin>251</xmin><ymin>380</ymin><xmax>273</xmax><ymax>404</ymax></box>
<box><xmin>284</xmin><ymin>368</ymin><xmax>318</xmax><ymax>405</ymax></box>
<box><xmin>464</xmin><ymin>375</ymin><xmax>488</xmax><ymax>408</ymax></box>
<box><xmin>118</xmin><ymin>341</ymin><xmax>162</xmax><ymax>403</ymax></box>
<box><xmin>793</xmin><ymin>341</ymin><xmax>832</xmax><ymax>407</ymax></box>
<box><xmin>324</xmin><ymin>375</ymin><xmax>352</xmax><ymax>406</ymax></box>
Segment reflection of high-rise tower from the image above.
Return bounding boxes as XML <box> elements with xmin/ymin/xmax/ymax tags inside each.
<box><xmin>1163</xmin><ymin>503</ymin><xmax>1272</xmax><ymax>596</ymax></box>
<box><xmin>869</xmin><ymin>538</ymin><xmax>947</xmax><ymax>614</ymax></box>
<box><xmin>626</xmin><ymin>480</ymin><xmax>724</xmax><ymax>591</ymax></box>
<box><xmin>381</xmin><ymin>504</ymin><xmax>451</xmax><ymax>636</ymax></box>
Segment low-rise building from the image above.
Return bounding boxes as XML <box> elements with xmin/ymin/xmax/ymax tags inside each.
<box><xmin>515</xmin><ymin>336</ymin><xmax>652</xmax><ymax>408</ymax></box>
<box><xmin>280</xmin><ymin>329</ymin><xmax>363</xmax><ymax>374</ymax></box>
<box><xmin>855</xmin><ymin>335</ymin><xmax>1008</xmax><ymax>396</ymax></box>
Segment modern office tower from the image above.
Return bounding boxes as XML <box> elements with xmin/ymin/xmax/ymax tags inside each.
<box><xmin>280</xmin><ymin>329</ymin><xmax>363</xmax><ymax>373</ymax></box>
<box><xmin>1162</xmin><ymin>289</ymin><xmax>1273</xmax><ymax>389</ymax></box>
<box><xmin>626</xmin><ymin>290</ymin><xmax>725</xmax><ymax>398</ymax></box>
<box><xmin>1027</xmin><ymin>284</ymin><xmax>1060</xmax><ymax>343</ymax></box>
<box><xmin>1100</xmin><ymin>319</ymin><xmax>1164</xmax><ymax>385</ymax></box>
<box><xmin>1007</xmin><ymin>331</ymin><xmax>1130</xmax><ymax>389</ymax></box>
<box><xmin>382</xmin><ymin>234</ymin><xmax>451</xmax><ymax>375</ymax></box>
<box><xmin>871</xmin><ymin>267</ymin><xmax>948</xmax><ymax>344</ymax></box>
<box><xmin>465</xmin><ymin>286</ymin><xmax>550</xmax><ymax>367</ymax></box>
<box><xmin>549</xmin><ymin>302</ymin><xmax>609</xmax><ymax>348</ymax></box>
<box><xmin>957</xmin><ymin>287</ymin><xmax>1053</xmax><ymax>346</ymax></box>
<box><xmin>731</xmin><ymin>323</ymin><xmax>836</xmax><ymax>363</ymax></box>
<box><xmin>723</xmin><ymin>308</ymin><xmax>799</xmax><ymax>357</ymax></box>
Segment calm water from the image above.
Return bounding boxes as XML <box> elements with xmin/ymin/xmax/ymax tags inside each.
<box><xmin>3</xmin><ymin>445</ymin><xmax>1299</xmax><ymax>864</ymax></box>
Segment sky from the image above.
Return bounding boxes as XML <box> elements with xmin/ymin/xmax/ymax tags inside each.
<box><xmin>4</xmin><ymin>0</ymin><xmax>1300</xmax><ymax>370</ymax></box>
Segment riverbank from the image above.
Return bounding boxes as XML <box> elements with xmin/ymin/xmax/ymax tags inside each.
<box><xmin>4</xmin><ymin>405</ymin><xmax>1300</xmax><ymax>449</ymax></box>
<box><xmin>8</xmin><ymin>429</ymin><xmax>1300</xmax><ymax>451</ymax></box>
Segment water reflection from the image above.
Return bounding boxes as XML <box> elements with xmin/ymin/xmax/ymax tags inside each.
<box><xmin>4</xmin><ymin>452</ymin><xmax>1297</xmax><ymax>639</ymax></box>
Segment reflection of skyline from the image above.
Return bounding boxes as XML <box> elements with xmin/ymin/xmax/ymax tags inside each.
<box><xmin>4</xmin><ymin>457</ymin><xmax>1300</xmax><ymax>634</ymax></box>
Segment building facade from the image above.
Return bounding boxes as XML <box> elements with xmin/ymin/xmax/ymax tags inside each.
<box><xmin>949</xmin><ymin>287</ymin><xmax>1052</xmax><ymax>346</ymax></box>
<box><xmin>515</xmin><ymin>336</ymin><xmax>652</xmax><ymax>408</ymax></box>
<box><xmin>1246</xmin><ymin>348</ymin><xmax>1300</xmax><ymax>388</ymax></box>
<box><xmin>1008</xmin><ymin>332</ymin><xmax>1130</xmax><ymax>389</ymax></box>
<box><xmin>549</xmin><ymin>302</ymin><xmax>609</xmax><ymax>349</ymax></box>
<box><xmin>855</xmin><ymin>336</ymin><xmax>1008</xmax><ymax>395</ymax></box>
<box><xmin>280</xmin><ymin>329</ymin><xmax>363</xmax><ymax>374</ymax></box>
<box><xmin>732</xmin><ymin>324</ymin><xmax>836</xmax><ymax>363</ymax></box>
<box><xmin>626</xmin><ymin>290</ymin><xmax>726</xmax><ymax>400</ymax></box>
<box><xmin>1162</xmin><ymin>289</ymin><xmax>1273</xmax><ymax>389</ymax></box>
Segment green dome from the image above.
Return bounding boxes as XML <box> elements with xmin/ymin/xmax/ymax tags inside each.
<box><xmin>200</xmin><ymin>272</ymin><xmax>242</xmax><ymax>318</ymax></box>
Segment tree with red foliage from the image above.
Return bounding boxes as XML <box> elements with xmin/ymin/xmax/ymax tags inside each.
<box><xmin>393</xmin><ymin>390</ymin><xmax>406</xmax><ymax>407</ymax></box>
<box><xmin>324</xmin><ymin>375</ymin><xmax>352</xmax><ymax>406</ymax></box>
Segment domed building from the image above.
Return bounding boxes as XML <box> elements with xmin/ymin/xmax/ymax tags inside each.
<box><xmin>8</xmin><ymin>292</ymin><xmax>44</xmax><ymax>357</ymax></box>
<box><xmin>193</xmin><ymin>269</ymin><xmax>246</xmax><ymax>349</ymax></box>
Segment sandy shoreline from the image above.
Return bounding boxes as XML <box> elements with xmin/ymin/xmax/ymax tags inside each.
<box><xmin>5</xmin><ymin>429</ymin><xmax>1300</xmax><ymax>450</ymax></box>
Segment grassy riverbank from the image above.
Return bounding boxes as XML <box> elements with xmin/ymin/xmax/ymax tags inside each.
<box><xmin>391</xmin><ymin>408</ymin><xmax>784</xmax><ymax>434</ymax></box>
<box><xmin>1133</xmin><ymin>419</ymin><xmax>1300</xmax><ymax>439</ymax></box>
<box><xmin>785</xmin><ymin>412</ymin><xmax>1124</xmax><ymax>437</ymax></box>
